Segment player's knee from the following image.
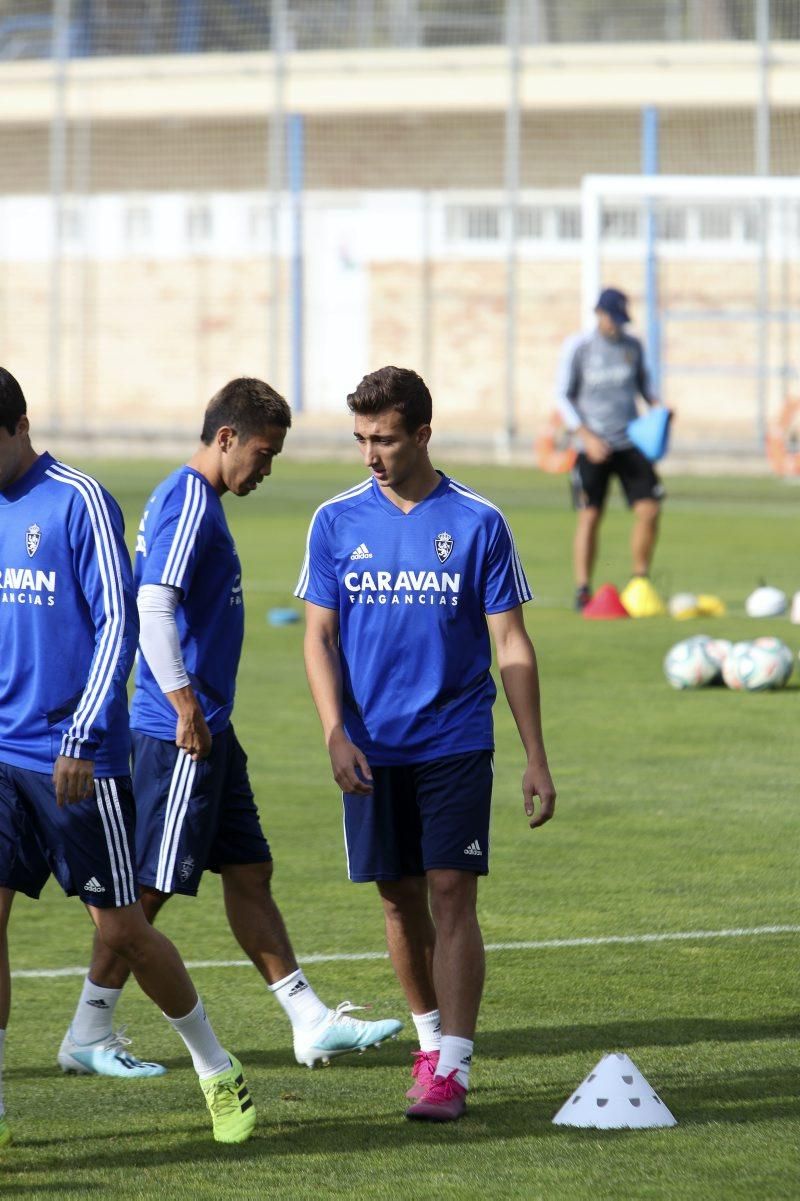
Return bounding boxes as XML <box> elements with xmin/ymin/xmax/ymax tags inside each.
<box><xmin>579</xmin><ymin>507</ymin><xmax>601</xmax><ymax>530</ymax></box>
<box><xmin>222</xmin><ymin>859</ymin><xmax>274</xmax><ymax>898</ymax></box>
<box><xmin>93</xmin><ymin>904</ymin><xmax>157</xmax><ymax>963</ymax></box>
<box><xmin>427</xmin><ymin>869</ymin><xmax>477</xmax><ymax>922</ymax></box>
<box><xmin>377</xmin><ymin>877</ymin><xmax>427</xmax><ymax>922</ymax></box>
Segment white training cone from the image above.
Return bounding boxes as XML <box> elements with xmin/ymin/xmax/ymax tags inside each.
<box><xmin>552</xmin><ymin>1053</ymin><xmax>677</xmax><ymax>1129</ymax></box>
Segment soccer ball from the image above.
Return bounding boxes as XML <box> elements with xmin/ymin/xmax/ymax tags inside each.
<box><xmin>722</xmin><ymin>640</ymin><xmax>789</xmax><ymax>691</ymax></box>
<box><xmin>663</xmin><ymin>636</ymin><xmax>720</xmax><ymax>689</ymax></box>
<box><xmin>704</xmin><ymin>638</ymin><xmax>732</xmax><ymax>681</ymax></box>
<box><xmin>668</xmin><ymin>592</ymin><xmax>699</xmax><ymax>620</ymax></box>
<box><xmin>753</xmin><ymin>637</ymin><xmax>794</xmax><ymax>687</ymax></box>
<box><xmin>745</xmin><ymin>585</ymin><xmax>787</xmax><ymax>618</ymax></box>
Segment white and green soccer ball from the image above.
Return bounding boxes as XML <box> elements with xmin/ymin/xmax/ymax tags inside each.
<box><xmin>722</xmin><ymin>639</ymin><xmax>791</xmax><ymax>691</ymax></box>
<box><xmin>663</xmin><ymin>635</ymin><xmax>720</xmax><ymax>690</ymax></box>
<box><xmin>753</xmin><ymin>637</ymin><xmax>794</xmax><ymax>687</ymax></box>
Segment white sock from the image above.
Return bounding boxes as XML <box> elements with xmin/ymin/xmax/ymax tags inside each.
<box><xmin>0</xmin><ymin>1028</ymin><xmax>5</xmax><ymax>1117</ymax></box>
<box><xmin>70</xmin><ymin>977</ymin><xmax>121</xmax><ymax>1045</ymax></box>
<box><xmin>436</xmin><ymin>1035</ymin><xmax>473</xmax><ymax>1089</ymax></box>
<box><xmin>269</xmin><ymin>968</ymin><xmax>329</xmax><ymax>1029</ymax></box>
<box><xmin>165</xmin><ymin>996</ymin><xmax>231</xmax><ymax>1080</ymax></box>
<box><xmin>411</xmin><ymin>1009</ymin><xmax>442</xmax><ymax>1053</ymax></box>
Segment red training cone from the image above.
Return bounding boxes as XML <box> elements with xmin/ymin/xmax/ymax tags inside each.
<box><xmin>583</xmin><ymin>583</ymin><xmax>630</xmax><ymax>620</ymax></box>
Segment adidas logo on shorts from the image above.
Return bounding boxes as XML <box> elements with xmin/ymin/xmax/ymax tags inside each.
<box><xmin>463</xmin><ymin>840</ymin><xmax>482</xmax><ymax>856</ymax></box>
<box><xmin>83</xmin><ymin>876</ymin><xmax>105</xmax><ymax>893</ymax></box>
<box><xmin>350</xmin><ymin>543</ymin><xmax>373</xmax><ymax>560</ymax></box>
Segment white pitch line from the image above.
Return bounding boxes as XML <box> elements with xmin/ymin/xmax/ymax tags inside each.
<box><xmin>9</xmin><ymin>923</ymin><xmax>799</xmax><ymax>980</ymax></box>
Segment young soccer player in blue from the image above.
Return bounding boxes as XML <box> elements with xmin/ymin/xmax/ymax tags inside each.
<box><xmin>0</xmin><ymin>367</ymin><xmax>255</xmax><ymax>1146</ymax></box>
<box><xmin>59</xmin><ymin>377</ymin><xmax>401</xmax><ymax>1078</ymax></box>
<box><xmin>296</xmin><ymin>366</ymin><xmax>557</xmax><ymax>1121</ymax></box>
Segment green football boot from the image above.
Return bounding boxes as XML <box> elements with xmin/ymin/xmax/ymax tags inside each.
<box><xmin>200</xmin><ymin>1054</ymin><xmax>256</xmax><ymax>1144</ymax></box>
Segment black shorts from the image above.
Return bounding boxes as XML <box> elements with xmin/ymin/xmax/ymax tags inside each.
<box><xmin>342</xmin><ymin>750</ymin><xmax>493</xmax><ymax>882</ymax></box>
<box><xmin>571</xmin><ymin>448</ymin><xmax>665</xmax><ymax>510</ymax></box>
<box><xmin>132</xmin><ymin>725</ymin><xmax>271</xmax><ymax>897</ymax></box>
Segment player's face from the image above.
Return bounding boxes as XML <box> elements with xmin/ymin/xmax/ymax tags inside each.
<box><xmin>353</xmin><ymin>409</ymin><xmax>429</xmax><ymax>490</ymax></box>
<box><xmin>0</xmin><ymin>419</ymin><xmax>30</xmax><ymax>492</ymax></box>
<box><xmin>596</xmin><ymin>309</ymin><xmax>624</xmax><ymax>338</ymax></box>
<box><xmin>221</xmin><ymin>424</ymin><xmax>286</xmax><ymax>497</ymax></box>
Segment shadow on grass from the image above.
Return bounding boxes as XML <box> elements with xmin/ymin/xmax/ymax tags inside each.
<box><xmin>3</xmin><ymin>1060</ymin><xmax>798</xmax><ymax>1182</ymax></box>
<box><xmin>475</xmin><ymin>1013</ymin><xmax>799</xmax><ymax>1061</ymax></box>
<box><xmin>8</xmin><ymin>1012</ymin><xmax>796</xmax><ymax>1084</ymax></box>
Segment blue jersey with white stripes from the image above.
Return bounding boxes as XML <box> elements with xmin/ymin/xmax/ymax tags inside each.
<box><xmin>129</xmin><ymin>466</ymin><xmax>243</xmax><ymax>739</ymax></box>
<box><xmin>0</xmin><ymin>453</ymin><xmax>138</xmax><ymax>776</ymax></box>
<box><xmin>295</xmin><ymin>471</ymin><xmax>532</xmax><ymax>765</ymax></box>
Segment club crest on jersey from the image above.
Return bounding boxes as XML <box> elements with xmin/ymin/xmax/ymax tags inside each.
<box><xmin>25</xmin><ymin>524</ymin><xmax>41</xmax><ymax>558</ymax></box>
<box><xmin>434</xmin><ymin>531</ymin><xmax>454</xmax><ymax>564</ymax></box>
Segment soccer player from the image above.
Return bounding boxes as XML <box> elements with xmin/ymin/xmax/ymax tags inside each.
<box><xmin>59</xmin><ymin>378</ymin><xmax>401</xmax><ymax>1079</ymax></box>
<box><xmin>559</xmin><ymin>287</ymin><xmax>667</xmax><ymax>614</ymax></box>
<box><xmin>0</xmin><ymin>367</ymin><xmax>255</xmax><ymax>1146</ymax></box>
<box><xmin>295</xmin><ymin>366</ymin><xmax>556</xmax><ymax>1121</ymax></box>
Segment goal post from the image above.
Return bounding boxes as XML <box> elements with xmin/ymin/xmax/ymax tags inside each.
<box><xmin>581</xmin><ymin>174</ymin><xmax>800</xmax><ymax>451</ymax></box>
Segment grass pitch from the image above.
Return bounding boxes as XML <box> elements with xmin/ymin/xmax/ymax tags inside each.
<box><xmin>2</xmin><ymin>461</ymin><xmax>798</xmax><ymax>1200</ymax></box>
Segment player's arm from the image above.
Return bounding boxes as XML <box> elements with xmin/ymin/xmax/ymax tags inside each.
<box><xmin>137</xmin><ymin>583</ymin><xmax>211</xmax><ymax>761</ymax></box>
<box><xmin>55</xmin><ymin>488</ymin><xmax>139</xmax><ymax>806</ymax></box>
<box><xmin>302</xmin><ymin>601</ymin><xmax>372</xmax><ymax>795</ymax></box>
<box><xmin>487</xmin><ymin>605</ymin><xmax>556</xmax><ymax>830</ymax></box>
<box><xmin>565</xmin><ymin>341</ymin><xmax>610</xmax><ymax>463</ymax></box>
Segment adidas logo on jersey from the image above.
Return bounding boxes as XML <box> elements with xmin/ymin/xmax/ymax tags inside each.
<box><xmin>350</xmin><ymin>543</ymin><xmax>373</xmax><ymax>560</ymax></box>
<box><xmin>463</xmin><ymin>840</ymin><xmax>482</xmax><ymax>856</ymax></box>
<box><xmin>83</xmin><ymin>876</ymin><xmax>105</xmax><ymax>893</ymax></box>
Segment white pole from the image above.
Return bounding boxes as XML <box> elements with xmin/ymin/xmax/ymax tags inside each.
<box><xmin>48</xmin><ymin>0</ymin><xmax>70</xmax><ymax>432</ymax></box>
<box><xmin>503</xmin><ymin>0</ymin><xmax>522</xmax><ymax>453</ymax></box>
<box><xmin>755</xmin><ymin>0</ymin><xmax>770</xmax><ymax>447</ymax></box>
<box><xmin>269</xmin><ymin>0</ymin><xmax>288</xmax><ymax>385</ymax></box>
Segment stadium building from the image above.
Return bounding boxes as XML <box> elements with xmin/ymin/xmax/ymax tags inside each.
<box><xmin>1</xmin><ymin>1</ymin><xmax>799</xmax><ymax>458</ymax></box>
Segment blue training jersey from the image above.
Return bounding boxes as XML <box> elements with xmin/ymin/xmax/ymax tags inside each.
<box><xmin>295</xmin><ymin>471</ymin><xmax>532</xmax><ymax>765</ymax></box>
<box><xmin>129</xmin><ymin>465</ymin><xmax>244</xmax><ymax>739</ymax></box>
<box><xmin>0</xmin><ymin>452</ymin><xmax>138</xmax><ymax>776</ymax></box>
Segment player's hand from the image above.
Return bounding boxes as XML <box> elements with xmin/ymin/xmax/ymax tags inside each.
<box><xmin>522</xmin><ymin>759</ymin><xmax>556</xmax><ymax>830</ymax></box>
<box><xmin>583</xmin><ymin>431</ymin><xmax>612</xmax><ymax>464</ymax></box>
<box><xmin>328</xmin><ymin>728</ymin><xmax>373</xmax><ymax>795</ymax></box>
<box><xmin>175</xmin><ymin>707</ymin><xmax>212</xmax><ymax>761</ymax></box>
<box><xmin>53</xmin><ymin>755</ymin><xmax>96</xmax><ymax>807</ymax></box>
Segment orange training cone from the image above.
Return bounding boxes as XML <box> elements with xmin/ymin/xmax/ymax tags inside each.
<box><xmin>583</xmin><ymin>583</ymin><xmax>630</xmax><ymax>620</ymax></box>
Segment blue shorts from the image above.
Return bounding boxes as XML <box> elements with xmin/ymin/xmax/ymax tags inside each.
<box><xmin>343</xmin><ymin>750</ymin><xmax>493</xmax><ymax>882</ymax></box>
<box><xmin>0</xmin><ymin>760</ymin><xmax>138</xmax><ymax>908</ymax></box>
<box><xmin>132</xmin><ymin>724</ymin><xmax>271</xmax><ymax>896</ymax></box>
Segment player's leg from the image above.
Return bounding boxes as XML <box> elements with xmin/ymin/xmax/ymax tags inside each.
<box><xmin>571</xmin><ymin>455</ymin><xmax>610</xmax><ymax>608</ymax></box>
<box><xmin>89</xmin><ymin>900</ymin><xmax>255</xmax><ymax>1142</ymax></box>
<box><xmin>216</xmin><ymin>731</ymin><xmax>402</xmax><ymax>1065</ymax></box>
<box><xmin>617</xmin><ymin>450</ymin><xmax>666</xmax><ymax>615</ymax></box>
<box><xmin>0</xmin><ymin>767</ymin><xmax>53</xmax><ymax>1147</ymax></box>
<box><xmin>59</xmin><ymin>886</ymin><xmax>169</xmax><ymax>1077</ymax></box>
<box><xmin>19</xmin><ymin>765</ymin><xmax>255</xmax><ymax>1143</ymax></box>
<box><xmin>405</xmin><ymin>751</ymin><xmax>492</xmax><ymax>1121</ymax></box>
<box><xmin>376</xmin><ymin>876</ymin><xmax>440</xmax><ymax>1097</ymax></box>
<box><xmin>631</xmin><ymin>498</ymin><xmax>661</xmax><ymax>576</ymax></box>
<box><xmin>0</xmin><ymin>888</ymin><xmax>13</xmax><ymax>1148</ymax></box>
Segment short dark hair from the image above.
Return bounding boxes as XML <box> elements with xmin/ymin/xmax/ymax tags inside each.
<box><xmin>200</xmin><ymin>377</ymin><xmax>291</xmax><ymax>445</ymax></box>
<box><xmin>0</xmin><ymin>368</ymin><xmax>26</xmax><ymax>436</ymax></box>
<box><xmin>346</xmin><ymin>366</ymin><xmax>432</xmax><ymax>433</ymax></box>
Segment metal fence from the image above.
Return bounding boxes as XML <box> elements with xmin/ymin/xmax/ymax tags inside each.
<box><xmin>1</xmin><ymin>0</ymin><xmax>798</xmax><ymax>458</ymax></box>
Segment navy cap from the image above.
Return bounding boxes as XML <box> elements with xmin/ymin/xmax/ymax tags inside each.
<box><xmin>596</xmin><ymin>287</ymin><xmax>630</xmax><ymax>325</ymax></box>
